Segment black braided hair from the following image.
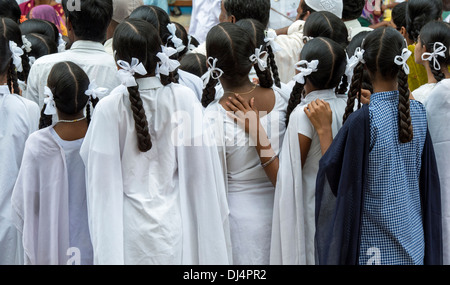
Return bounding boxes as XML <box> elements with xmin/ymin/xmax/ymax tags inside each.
<box><xmin>406</xmin><ymin>0</ymin><xmax>443</xmax><ymax>43</ymax></box>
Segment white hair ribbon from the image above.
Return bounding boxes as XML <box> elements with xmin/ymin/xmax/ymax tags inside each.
<box><xmin>394</xmin><ymin>48</ymin><xmax>412</xmax><ymax>75</ymax></box>
<box><xmin>264</xmin><ymin>29</ymin><xmax>282</xmax><ymax>53</ymax></box>
<box><xmin>293</xmin><ymin>59</ymin><xmax>319</xmax><ymax>84</ymax></box>
<box><xmin>85</xmin><ymin>79</ymin><xmax>109</xmax><ymax>100</ymax></box>
<box><xmin>117</xmin><ymin>58</ymin><xmax>148</xmax><ymax>87</ymax></box>
<box><xmin>58</xmin><ymin>33</ymin><xmax>66</xmax><ymax>53</ymax></box>
<box><xmin>421</xmin><ymin>42</ymin><xmax>447</xmax><ymax>71</ymax></box>
<box><xmin>21</xmin><ymin>35</ymin><xmax>32</xmax><ymax>53</ymax></box>
<box><xmin>167</xmin><ymin>23</ymin><xmax>186</xmax><ymax>53</ymax></box>
<box><xmin>9</xmin><ymin>41</ymin><xmax>24</xmax><ymax>73</ymax></box>
<box><xmin>345</xmin><ymin>49</ymin><xmax>364</xmax><ymax>80</ymax></box>
<box><xmin>29</xmin><ymin>56</ymin><xmax>36</xmax><ymax>67</ymax></box>
<box><xmin>249</xmin><ymin>46</ymin><xmax>268</xmax><ymax>71</ymax></box>
<box><xmin>156</xmin><ymin>46</ymin><xmax>181</xmax><ymax>76</ymax></box>
<box><xmin>43</xmin><ymin>86</ymin><xmax>57</xmax><ymax>115</ymax></box>
<box><xmin>353</xmin><ymin>47</ymin><xmax>366</xmax><ymax>64</ymax></box>
<box><xmin>187</xmin><ymin>35</ymin><xmax>196</xmax><ymax>52</ymax></box>
<box><xmin>201</xmin><ymin>57</ymin><xmax>224</xmax><ymax>88</ymax></box>
<box><xmin>302</xmin><ymin>36</ymin><xmax>314</xmax><ymax>43</ymax></box>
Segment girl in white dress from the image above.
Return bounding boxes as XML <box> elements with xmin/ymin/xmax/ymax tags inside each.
<box><xmin>80</xmin><ymin>19</ymin><xmax>231</xmax><ymax>265</ymax></box>
<box><xmin>11</xmin><ymin>61</ymin><xmax>100</xmax><ymax>265</ymax></box>
<box><xmin>0</xmin><ymin>33</ymin><xmax>39</xmax><ymax>265</ymax></box>
<box><xmin>202</xmin><ymin>22</ymin><xmax>288</xmax><ymax>265</ymax></box>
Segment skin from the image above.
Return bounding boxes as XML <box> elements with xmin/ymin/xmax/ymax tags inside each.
<box><xmin>53</xmin><ymin>109</ymin><xmax>88</xmax><ymax>141</ymax></box>
<box><xmin>415</xmin><ymin>37</ymin><xmax>438</xmax><ymax>84</ymax></box>
<box><xmin>219</xmin><ymin>0</ymin><xmax>235</xmax><ymax>23</ymax></box>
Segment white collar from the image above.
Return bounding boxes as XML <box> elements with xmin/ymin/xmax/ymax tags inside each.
<box><xmin>302</xmin><ymin>88</ymin><xmax>337</xmax><ymax>104</ymax></box>
<box><xmin>135</xmin><ymin>77</ymin><xmax>164</xmax><ymax>90</ymax></box>
<box><xmin>0</xmin><ymin>85</ymin><xmax>11</xmax><ymax>95</ymax></box>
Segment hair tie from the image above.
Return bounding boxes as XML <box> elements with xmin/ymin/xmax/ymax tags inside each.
<box><xmin>421</xmin><ymin>42</ymin><xmax>447</xmax><ymax>71</ymax></box>
<box><xmin>43</xmin><ymin>86</ymin><xmax>57</xmax><ymax>115</ymax></box>
<box><xmin>9</xmin><ymin>41</ymin><xmax>24</xmax><ymax>73</ymax></box>
<box><xmin>201</xmin><ymin>57</ymin><xmax>224</xmax><ymax>88</ymax></box>
<box><xmin>187</xmin><ymin>35</ymin><xmax>196</xmax><ymax>52</ymax></box>
<box><xmin>167</xmin><ymin>23</ymin><xmax>186</xmax><ymax>53</ymax></box>
<box><xmin>394</xmin><ymin>48</ymin><xmax>412</xmax><ymax>75</ymax></box>
<box><xmin>85</xmin><ymin>79</ymin><xmax>109</xmax><ymax>100</ymax></box>
<box><xmin>249</xmin><ymin>46</ymin><xmax>268</xmax><ymax>71</ymax></box>
<box><xmin>345</xmin><ymin>48</ymin><xmax>365</xmax><ymax>80</ymax></box>
<box><xmin>302</xmin><ymin>36</ymin><xmax>314</xmax><ymax>44</ymax></box>
<box><xmin>264</xmin><ymin>29</ymin><xmax>282</xmax><ymax>53</ymax></box>
<box><xmin>58</xmin><ymin>33</ymin><xmax>66</xmax><ymax>53</ymax></box>
<box><xmin>29</xmin><ymin>56</ymin><xmax>36</xmax><ymax>67</ymax></box>
<box><xmin>156</xmin><ymin>45</ymin><xmax>181</xmax><ymax>76</ymax></box>
<box><xmin>117</xmin><ymin>58</ymin><xmax>148</xmax><ymax>87</ymax></box>
<box><xmin>293</xmin><ymin>59</ymin><xmax>319</xmax><ymax>84</ymax></box>
<box><xmin>21</xmin><ymin>35</ymin><xmax>32</xmax><ymax>53</ymax></box>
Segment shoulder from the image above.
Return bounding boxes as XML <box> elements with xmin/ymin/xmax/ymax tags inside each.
<box><xmin>25</xmin><ymin>128</ymin><xmax>59</xmax><ymax>159</ymax></box>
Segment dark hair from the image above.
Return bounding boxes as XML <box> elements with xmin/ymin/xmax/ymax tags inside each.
<box><xmin>39</xmin><ymin>61</ymin><xmax>94</xmax><ymax>129</ymax></box>
<box><xmin>346</xmin><ymin>31</ymin><xmax>373</xmax><ymax>94</ymax></box>
<box><xmin>113</xmin><ymin>19</ymin><xmax>167</xmax><ymax>152</ymax></box>
<box><xmin>303</xmin><ymin>11</ymin><xmax>349</xmax><ymax>49</ymax></box>
<box><xmin>341</xmin><ymin>0</ymin><xmax>365</xmax><ymax>21</ymax></box>
<box><xmin>392</xmin><ymin>2</ymin><xmax>407</xmax><ymax>30</ymax></box>
<box><xmin>20</xmin><ymin>19</ymin><xmax>59</xmax><ymax>45</ymax></box>
<box><xmin>202</xmin><ymin>22</ymin><xmax>274</xmax><ymax>108</ymax></box>
<box><xmin>24</xmin><ymin>33</ymin><xmax>58</xmax><ymax>59</ymax></box>
<box><xmin>344</xmin><ymin>27</ymin><xmax>413</xmax><ymax>143</ymax></box>
<box><xmin>0</xmin><ymin>17</ymin><xmax>29</xmax><ymax>89</ymax></box>
<box><xmin>179</xmin><ymin>53</ymin><xmax>207</xmax><ymax>78</ymax></box>
<box><xmin>299</xmin><ymin>0</ymin><xmax>316</xmax><ymax>20</ymax></box>
<box><xmin>0</xmin><ymin>0</ymin><xmax>21</xmax><ymax>23</ymax></box>
<box><xmin>286</xmin><ymin>37</ymin><xmax>347</xmax><ymax>126</ymax></box>
<box><xmin>406</xmin><ymin>0</ymin><xmax>443</xmax><ymax>43</ymax></box>
<box><xmin>0</xmin><ymin>32</ymin><xmax>15</xmax><ymax>93</ymax></box>
<box><xmin>64</xmin><ymin>0</ymin><xmax>113</xmax><ymax>42</ymax></box>
<box><xmin>236</xmin><ymin>18</ymin><xmax>281</xmax><ymax>88</ymax></box>
<box><xmin>223</xmin><ymin>0</ymin><xmax>270</xmax><ymax>27</ymax></box>
<box><xmin>418</xmin><ymin>21</ymin><xmax>450</xmax><ymax>83</ymax></box>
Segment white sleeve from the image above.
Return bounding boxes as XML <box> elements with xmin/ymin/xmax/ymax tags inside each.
<box><xmin>24</xmin><ymin>63</ymin><xmax>41</xmax><ymax>106</ymax></box>
<box><xmin>293</xmin><ymin>106</ymin><xmax>315</xmax><ymax>139</ymax></box>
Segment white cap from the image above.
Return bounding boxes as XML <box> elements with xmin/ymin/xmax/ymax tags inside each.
<box><xmin>305</xmin><ymin>0</ymin><xmax>343</xmax><ymax>18</ymax></box>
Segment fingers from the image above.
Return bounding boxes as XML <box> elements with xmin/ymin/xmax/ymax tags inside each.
<box><xmin>235</xmin><ymin>94</ymin><xmax>251</xmax><ymax>110</ymax></box>
<box><xmin>225</xmin><ymin>101</ymin><xmax>239</xmax><ymax>113</ymax></box>
<box><xmin>227</xmin><ymin>95</ymin><xmax>245</xmax><ymax>112</ymax></box>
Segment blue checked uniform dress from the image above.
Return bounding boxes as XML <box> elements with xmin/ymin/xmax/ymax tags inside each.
<box><xmin>358</xmin><ymin>91</ymin><xmax>428</xmax><ymax>265</ymax></box>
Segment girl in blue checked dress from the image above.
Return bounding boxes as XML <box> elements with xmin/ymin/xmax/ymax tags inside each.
<box><xmin>313</xmin><ymin>27</ymin><xmax>442</xmax><ymax>265</ymax></box>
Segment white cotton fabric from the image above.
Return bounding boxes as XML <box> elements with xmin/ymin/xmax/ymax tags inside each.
<box><xmin>271</xmin><ymin>89</ymin><xmax>346</xmax><ymax>265</ymax></box>
<box><xmin>178</xmin><ymin>69</ymin><xmax>204</xmax><ymax>102</ymax></box>
<box><xmin>424</xmin><ymin>78</ymin><xmax>450</xmax><ymax>265</ymax></box>
<box><xmin>0</xmin><ymin>85</ymin><xmax>39</xmax><ymax>265</ymax></box>
<box><xmin>189</xmin><ymin>0</ymin><xmax>221</xmax><ymax>44</ymax></box>
<box><xmin>80</xmin><ymin>77</ymin><xmax>231</xmax><ymax>265</ymax></box>
<box><xmin>11</xmin><ymin>127</ymin><xmax>93</xmax><ymax>265</ymax></box>
<box><xmin>412</xmin><ymin>83</ymin><xmax>436</xmax><ymax>104</ymax></box>
<box><xmin>204</xmin><ymin>86</ymin><xmax>289</xmax><ymax>265</ymax></box>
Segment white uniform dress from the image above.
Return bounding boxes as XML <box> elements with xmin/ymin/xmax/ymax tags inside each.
<box><xmin>0</xmin><ymin>85</ymin><xmax>39</xmax><ymax>265</ymax></box>
<box><xmin>205</xmin><ymin>86</ymin><xmax>289</xmax><ymax>265</ymax></box>
<box><xmin>189</xmin><ymin>0</ymin><xmax>221</xmax><ymax>44</ymax></box>
<box><xmin>412</xmin><ymin>83</ymin><xmax>436</xmax><ymax>104</ymax></box>
<box><xmin>11</xmin><ymin>127</ymin><xmax>93</xmax><ymax>265</ymax></box>
<box><xmin>424</xmin><ymin>78</ymin><xmax>450</xmax><ymax>265</ymax></box>
<box><xmin>271</xmin><ymin>89</ymin><xmax>347</xmax><ymax>265</ymax></box>
<box><xmin>80</xmin><ymin>77</ymin><xmax>231</xmax><ymax>265</ymax></box>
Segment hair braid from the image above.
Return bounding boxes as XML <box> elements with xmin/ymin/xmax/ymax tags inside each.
<box><xmin>39</xmin><ymin>104</ymin><xmax>53</xmax><ymax>129</ymax></box>
<box><xmin>7</xmin><ymin>62</ymin><xmax>20</xmax><ymax>94</ymax></box>
<box><xmin>18</xmin><ymin>53</ymin><xmax>30</xmax><ymax>83</ymax></box>
<box><xmin>286</xmin><ymin>81</ymin><xmax>304</xmax><ymax>126</ymax></box>
<box><xmin>397</xmin><ymin>68</ymin><xmax>413</xmax><ymax>143</ymax></box>
<box><xmin>343</xmin><ymin>62</ymin><xmax>363</xmax><ymax>124</ymax></box>
<box><xmin>430</xmin><ymin>63</ymin><xmax>445</xmax><ymax>82</ymax></box>
<box><xmin>128</xmin><ymin>85</ymin><xmax>152</xmax><ymax>152</ymax></box>
<box><xmin>336</xmin><ymin>74</ymin><xmax>348</xmax><ymax>95</ymax></box>
<box><xmin>201</xmin><ymin>77</ymin><xmax>218</xmax><ymax>108</ymax></box>
<box><xmin>86</xmin><ymin>96</ymin><xmax>99</xmax><ymax>126</ymax></box>
<box><xmin>267</xmin><ymin>45</ymin><xmax>281</xmax><ymax>88</ymax></box>
<box><xmin>254</xmin><ymin>64</ymin><xmax>273</xmax><ymax>88</ymax></box>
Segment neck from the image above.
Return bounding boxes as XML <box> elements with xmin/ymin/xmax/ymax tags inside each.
<box><xmin>372</xmin><ymin>76</ymin><xmax>398</xmax><ymax>94</ymax></box>
<box><xmin>442</xmin><ymin>66</ymin><xmax>450</xmax><ymax>79</ymax></box>
<box><xmin>54</xmin><ymin>111</ymin><xmax>88</xmax><ymax>141</ymax></box>
<box><xmin>220</xmin><ymin>77</ymin><xmax>255</xmax><ymax>94</ymax></box>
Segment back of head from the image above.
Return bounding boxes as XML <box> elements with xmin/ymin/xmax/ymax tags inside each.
<box><xmin>341</xmin><ymin>0</ymin><xmax>365</xmax><ymax>21</ymax></box>
<box><xmin>129</xmin><ymin>5</ymin><xmax>172</xmax><ymax>46</ymax></box>
<box><xmin>0</xmin><ymin>32</ymin><xmax>12</xmax><ymax>79</ymax></box>
<box><xmin>40</xmin><ymin>61</ymin><xmax>91</xmax><ymax>129</ymax></box>
<box><xmin>0</xmin><ymin>0</ymin><xmax>21</xmax><ymax>24</ymax></box>
<box><xmin>392</xmin><ymin>1</ymin><xmax>407</xmax><ymax>30</ymax></box>
<box><xmin>406</xmin><ymin>0</ymin><xmax>443</xmax><ymax>43</ymax></box>
<box><xmin>303</xmin><ymin>11</ymin><xmax>349</xmax><ymax>49</ymax></box>
<box><xmin>418</xmin><ymin>21</ymin><xmax>450</xmax><ymax>82</ymax></box>
<box><xmin>20</xmin><ymin>19</ymin><xmax>59</xmax><ymax>45</ymax></box>
<box><xmin>286</xmin><ymin>37</ymin><xmax>346</xmax><ymax>125</ymax></box>
<box><xmin>64</xmin><ymin>0</ymin><xmax>113</xmax><ymax>42</ymax></box>
<box><xmin>25</xmin><ymin>33</ymin><xmax>58</xmax><ymax>59</ymax></box>
<box><xmin>179</xmin><ymin>53</ymin><xmax>207</xmax><ymax>78</ymax></box>
<box><xmin>112</xmin><ymin>0</ymin><xmax>143</xmax><ymax>24</ymax></box>
<box><xmin>223</xmin><ymin>0</ymin><xmax>270</xmax><ymax>27</ymax></box>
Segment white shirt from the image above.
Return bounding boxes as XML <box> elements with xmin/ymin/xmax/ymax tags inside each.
<box><xmin>80</xmin><ymin>77</ymin><xmax>231</xmax><ymax>265</ymax></box>
<box><xmin>25</xmin><ymin>40</ymin><xmax>120</xmax><ymax>108</ymax></box>
<box><xmin>271</xmin><ymin>89</ymin><xmax>347</xmax><ymax>265</ymax></box>
<box><xmin>189</xmin><ymin>0</ymin><xmax>221</xmax><ymax>44</ymax></box>
<box><xmin>412</xmin><ymin>83</ymin><xmax>436</xmax><ymax>104</ymax></box>
<box><xmin>0</xmin><ymin>85</ymin><xmax>39</xmax><ymax>265</ymax></box>
<box><xmin>178</xmin><ymin>69</ymin><xmax>204</xmax><ymax>102</ymax></box>
<box><xmin>344</xmin><ymin>19</ymin><xmax>373</xmax><ymax>41</ymax></box>
<box><xmin>103</xmin><ymin>38</ymin><xmax>114</xmax><ymax>56</ymax></box>
<box><xmin>269</xmin><ymin>0</ymin><xmax>300</xmax><ymax>30</ymax></box>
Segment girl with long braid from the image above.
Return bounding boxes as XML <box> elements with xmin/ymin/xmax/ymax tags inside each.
<box><xmin>420</xmin><ymin>21</ymin><xmax>450</xmax><ymax>265</ymax></box>
<box><xmin>80</xmin><ymin>19</ymin><xmax>231</xmax><ymax>265</ymax></box>
<box><xmin>314</xmin><ymin>27</ymin><xmax>442</xmax><ymax>265</ymax></box>
<box><xmin>202</xmin><ymin>22</ymin><xmax>288</xmax><ymax>265</ymax></box>
<box><xmin>0</xmin><ymin>33</ymin><xmax>39</xmax><ymax>265</ymax></box>
<box><xmin>11</xmin><ymin>61</ymin><xmax>102</xmax><ymax>265</ymax></box>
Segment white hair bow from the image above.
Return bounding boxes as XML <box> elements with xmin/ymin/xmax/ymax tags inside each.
<box><xmin>345</xmin><ymin>47</ymin><xmax>365</xmax><ymax>80</ymax></box>
<box><xmin>187</xmin><ymin>35</ymin><xmax>196</xmax><ymax>52</ymax></box>
<box><xmin>21</xmin><ymin>35</ymin><xmax>32</xmax><ymax>53</ymax></box>
<box><xmin>249</xmin><ymin>46</ymin><xmax>268</xmax><ymax>71</ymax></box>
<box><xmin>264</xmin><ymin>29</ymin><xmax>282</xmax><ymax>53</ymax></box>
<box><xmin>85</xmin><ymin>79</ymin><xmax>109</xmax><ymax>100</ymax></box>
<box><xmin>44</xmin><ymin>86</ymin><xmax>57</xmax><ymax>115</ymax></box>
<box><xmin>156</xmin><ymin>45</ymin><xmax>181</xmax><ymax>76</ymax></box>
<box><xmin>117</xmin><ymin>58</ymin><xmax>148</xmax><ymax>87</ymax></box>
<box><xmin>293</xmin><ymin>59</ymin><xmax>319</xmax><ymax>84</ymax></box>
<box><xmin>167</xmin><ymin>23</ymin><xmax>186</xmax><ymax>53</ymax></box>
<box><xmin>29</xmin><ymin>56</ymin><xmax>36</xmax><ymax>67</ymax></box>
<box><xmin>9</xmin><ymin>41</ymin><xmax>24</xmax><ymax>73</ymax></box>
<box><xmin>58</xmin><ymin>33</ymin><xmax>66</xmax><ymax>53</ymax></box>
<box><xmin>394</xmin><ymin>48</ymin><xmax>412</xmax><ymax>75</ymax></box>
<box><xmin>201</xmin><ymin>57</ymin><xmax>224</xmax><ymax>88</ymax></box>
<box><xmin>421</xmin><ymin>42</ymin><xmax>447</xmax><ymax>71</ymax></box>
